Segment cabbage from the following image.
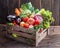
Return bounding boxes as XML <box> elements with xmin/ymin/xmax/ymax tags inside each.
<box><xmin>20</xmin><ymin>9</ymin><xmax>31</xmax><ymax>18</ymax></box>
<box><xmin>34</xmin><ymin>15</ymin><xmax>43</xmax><ymax>23</ymax></box>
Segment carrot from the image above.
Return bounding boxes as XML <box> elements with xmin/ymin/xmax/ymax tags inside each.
<box><xmin>15</xmin><ymin>8</ymin><xmax>20</xmax><ymax>16</ymax></box>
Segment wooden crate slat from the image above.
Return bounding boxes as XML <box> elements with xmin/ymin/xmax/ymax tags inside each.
<box><xmin>7</xmin><ymin>34</ymin><xmax>35</xmax><ymax>45</ymax></box>
<box><xmin>16</xmin><ymin>37</ymin><xmax>35</xmax><ymax>45</ymax></box>
<box><xmin>8</xmin><ymin>30</ymin><xmax>35</xmax><ymax>40</ymax></box>
<box><xmin>8</xmin><ymin>25</ymin><xmax>36</xmax><ymax>34</ymax></box>
<box><xmin>36</xmin><ymin>29</ymin><xmax>47</xmax><ymax>46</ymax></box>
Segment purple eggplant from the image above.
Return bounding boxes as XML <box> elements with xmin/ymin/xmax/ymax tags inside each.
<box><xmin>7</xmin><ymin>15</ymin><xmax>16</xmax><ymax>21</ymax></box>
<box><xmin>15</xmin><ymin>16</ymin><xmax>21</xmax><ymax>25</ymax></box>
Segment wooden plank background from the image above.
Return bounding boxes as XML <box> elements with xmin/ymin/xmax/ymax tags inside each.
<box><xmin>0</xmin><ymin>0</ymin><xmax>60</xmax><ymax>25</ymax></box>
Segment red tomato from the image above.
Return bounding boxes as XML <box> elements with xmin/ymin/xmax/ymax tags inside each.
<box><xmin>22</xmin><ymin>17</ymin><xmax>29</xmax><ymax>22</ymax></box>
<box><xmin>27</xmin><ymin>18</ymin><xmax>35</xmax><ymax>25</ymax></box>
<box><xmin>24</xmin><ymin>23</ymin><xmax>29</xmax><ymax>28</ymax></box>
<box><xmin>34</xmin><ymin>20</ymin><xmax>40</xmax><ymax>25</ymax></box>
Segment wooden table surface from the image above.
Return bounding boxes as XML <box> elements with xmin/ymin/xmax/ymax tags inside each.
<box><xmin>0</xmin><ymin>34</ymin><xmax>60</xmax><ymax>48</ymax></box>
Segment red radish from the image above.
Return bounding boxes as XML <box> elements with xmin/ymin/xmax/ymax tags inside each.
<box><xmin>39</xmin><ymin>28</ymin><xmax>43</xmax><ymax>33</ymax></box>
<box><xmin>13</xmin><ymin>20</ymin><xmax>17</xmax><ymax>26</ymax></box>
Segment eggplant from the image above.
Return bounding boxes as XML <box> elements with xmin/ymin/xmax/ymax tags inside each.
<box><xmin>7</xmin><ymin>15</ymin><xmax>16</xmax><ymax>21</ymax></box>
<box><xmin>15</xmin><ymin>16</ymin><xmax>21</xmax><ymax>25</ymax></box>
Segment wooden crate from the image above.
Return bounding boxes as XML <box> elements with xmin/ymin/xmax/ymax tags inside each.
<box><xmin>0</xmin><ymin>24</ymin><xmax>47</xmax><ymax>47</ymax></box>
<box><xmin>6</xmin><ymin>25</ymin><xmax>47</xmax><ymax>47</ymax></box>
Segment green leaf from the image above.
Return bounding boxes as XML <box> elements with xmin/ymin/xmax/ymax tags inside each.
<box><xmin>7</xmin><ymin>23</ymin><xmax>14</xmax><ymax>26</ymax></box>
<box><xmin>34</xmin><ymin>23</ymin><xmax>43</xmax><ymax>30</ymax></box>
<box><xmin>20</xmin><ymin>9</ymin><xmax>31</xmax><ymax>18</ymax></box>
<box><xmin>35</xmin><ymin>9</ymin><xmax>39</xmax><ymax>14</ymax></box>
<box><xmin>43</xmin><ymin>22</ymin><xmax>50</xmax><ymax>28</ymax></box>
<box><xmin>26</xmin><ymin>2</ymin><xmax>32</xmax><ymax>9</ymax></box>
<box><xmin>21</xmin><ymin>4</ymin><xmax>27</xmax><ymax>10</ymax></box>
<box><xmin>26</xmin><ymin>2</ymin><xmax>35</xmax><ymax>12</ymax></box>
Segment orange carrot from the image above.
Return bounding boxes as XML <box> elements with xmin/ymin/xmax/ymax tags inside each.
<box><xmin>15</xmin><ymin>8</ymin><xmax>20</xmax><ymax>16</ymax></box>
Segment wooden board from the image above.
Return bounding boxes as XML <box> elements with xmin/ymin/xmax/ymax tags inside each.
<box><xmin>36</xmin><ymin>29</ymin><xmax>47</xmax><ymax>46</ymax></box>
<box><xmin>48</xmin><ymin>26</ymin><xmax>60</xmax><ymax>35</ymax></box>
